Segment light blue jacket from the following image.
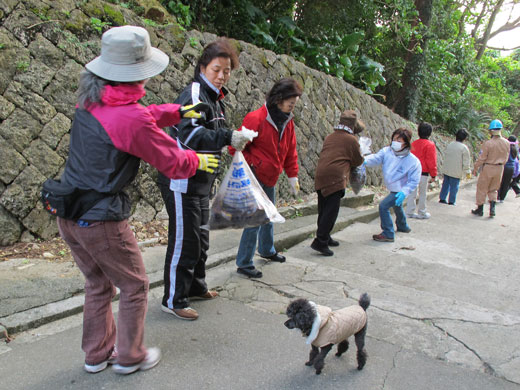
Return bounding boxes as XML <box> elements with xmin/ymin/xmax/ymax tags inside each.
<box><xmin>365</xmin><ymin>146</ymin><xmax>421</xmax><ymax>197</ymax></box>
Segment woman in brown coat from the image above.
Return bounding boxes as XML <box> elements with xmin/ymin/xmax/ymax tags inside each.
<box><xmin>311</xmin><ymin>110</ymin><xmax>364</xmax><ymax>256</ymax></box>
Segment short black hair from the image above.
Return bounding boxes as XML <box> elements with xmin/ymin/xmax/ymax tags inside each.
<box><xmin>418</xmin><ymin>122</ymin><xmax>433</xmax><ymax>139</ymax></box>
<box><xmin>455</xmin><ymin>128</ymin><xmax>468</xmax><ymax>142</ymax></box>
<box><xmin>195</xmin><ymin>38</ymin><xmax>239</xmax><ymax>78</ymax></box>
<box><xmin>265</xmin><ymin>78</ymin><xmax>303</xmax><ymax>107</ymax></box>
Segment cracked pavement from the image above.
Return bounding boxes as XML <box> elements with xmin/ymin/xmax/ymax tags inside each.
<box><xmin>1</xmin><ymin>184</ymin><xmax>519</xmax><ymax>389</ymax></box>
<box><xmin>209</xmin><ymin>184</ymin><xmax>520</xmax><ymax>386</ymax></box>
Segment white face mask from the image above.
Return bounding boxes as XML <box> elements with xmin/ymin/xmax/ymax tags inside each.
<box><xmin>391</xmin><ymin>141</ymin><xmax>403</xmax><ymax>151</ymax></box>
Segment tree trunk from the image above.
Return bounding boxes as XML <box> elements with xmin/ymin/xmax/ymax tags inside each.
<box><xmin>475</xmin><ymin>0</ymin><xmax>505</xmax><ymax>60</ymax></box>
<box><xmin>392</xmin><ymin>0</ymin><xmax>433</xmax><ymax>121</ymax></box>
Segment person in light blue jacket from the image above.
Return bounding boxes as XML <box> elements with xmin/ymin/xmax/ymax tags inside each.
<box><xmin>365</xmin><ymin>128</ymin><xmax>421</xmax><ymax>242</ymax></box>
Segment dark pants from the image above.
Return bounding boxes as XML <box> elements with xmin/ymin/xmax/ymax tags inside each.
<box><xmin>159</xmin><ymin>184</ymin><xmax>209</xmax><ymax>310</ymax></box>
<box><xmin>315</xmin><ymin>189</ymin><xmax>345</xmax><ymax>246</ymax></box>
<box><xmin>498</xmin><ymin>166</ymin><xmax>515</xmax><ymax>201</ymax></box>
<box><xmin>511</xmin><ymin>175</ymin><xmax>520</xmax><ymax>195</ymax></box>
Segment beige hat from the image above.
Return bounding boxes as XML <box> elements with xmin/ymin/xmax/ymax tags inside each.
<box><xmin>86</xmin><ymin>25</ymin><xmax>169</xmax><ymax>82</ymax></box>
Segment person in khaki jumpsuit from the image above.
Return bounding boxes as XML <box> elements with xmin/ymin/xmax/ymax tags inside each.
<box><xmin>471</xmin><ymin>119</ymin><xmax>510</xmax><ymax>217</ymax></box>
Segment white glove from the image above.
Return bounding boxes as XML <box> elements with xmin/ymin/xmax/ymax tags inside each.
<box><xmin>288</xmin><ymin>177</ymin><xmax>300</xmax><ymax>196</ymax></box>
<box><xmin>231</xmin><ymin>126</ymin><xmax>258</xmax><ymax>151</ymax></box>
<box><xmin>240</xmin><ymin>126</ymin><xmax>258</xmax><ymax>141</ymax></box>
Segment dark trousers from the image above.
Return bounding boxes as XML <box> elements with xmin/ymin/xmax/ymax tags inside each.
<box><xmin>511</xmin><ymin>175</ymin><xmax>520</xmax><ymax>195</ymax></box>
<box><xmin>159</xmin><ymin>184</ymin><xmax>209</xmax><ymax>309</ymax></box>
<box><xmin>498</xmin><ymin>166</ymin><xmax>515</xmax><ymax>201</ymax></box>
<box><xmin>315</xmin><ymin>189</ymin><xmax>345</xmax><ymax>246</ymax></box>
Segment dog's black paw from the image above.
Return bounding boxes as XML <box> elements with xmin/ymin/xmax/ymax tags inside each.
<box><xmin>305</xmin><ymin>361</ymin><xmax>313</xmax><ymax>366</ymax></box>
<box><xmin>315</xmin><ymin>369</ymin><xmax>322</xmax><ymax>375</ymax></box>
<box><xmin>357</xmin><ymin>349</ymin><xmax>367</xmax><ymax>370</ymax></box>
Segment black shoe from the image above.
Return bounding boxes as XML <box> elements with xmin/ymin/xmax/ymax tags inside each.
<box><xmin>261</xmin><ymin>253</ymin><xmax>286</xmax><ymax>262</ymax></box>
<box><xmin>439</xmin><ymin>199</ymin><xmax>447</xmax><ymax>204</ymax></box>
<box><xmin>396</xmin><ymin>227</ymin><xmax>411</xmax><ymax>233</ymax></box>
<box><xmin>448</xmin><ymin>202</ymin><xmax>455</xmax><ymax>205</ymax></box>
<box><xmin>471</xmin><ymin>205</ymin><xmax>484</xmax><ymax>216</ymax></box>
<box><xmin>310</xmin><ymin>240</ymin><xmax>334</xmax><ymax>256</ymax></box>
<box><xmin>489</xmin><ymin>201</ymin><xmax>496</xmax><ymax>217</ymax></box>
<box><xmin>328</xmin><ymin>238</ymin><xmax>340</xmax><ymax>247</ymax></box>
<box><xmin>237</xmin><ymin>267</ymin><xmax>263</xmax><ymax>278</ymax></box>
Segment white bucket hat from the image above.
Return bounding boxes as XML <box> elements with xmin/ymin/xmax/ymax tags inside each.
<box><xmin>85</xmin><ymin>25</ymin><xmax>169</xmax><ymax>82</ymax></box>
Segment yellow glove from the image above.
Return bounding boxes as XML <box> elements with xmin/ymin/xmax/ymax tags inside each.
<box><xmin>196</xmin><ymin>153</ymin><xmax>219</xmax><ymax>174</ymax></box>
<box><xmin>180</xmin><ymin>102</ymin><xmax>210</xmax><ymax>119</ymax></box>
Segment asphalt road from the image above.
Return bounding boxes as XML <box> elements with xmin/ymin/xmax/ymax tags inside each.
<box><xmin>1</xmin><ymin>183</ymin><xmax>519</xmax><ymax>389</ymax></box>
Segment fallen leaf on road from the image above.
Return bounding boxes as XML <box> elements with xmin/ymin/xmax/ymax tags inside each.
<box><xmin>393</xmin><ymin>246</ymin><xmax>416</xmax><ymax>252</ymax></box>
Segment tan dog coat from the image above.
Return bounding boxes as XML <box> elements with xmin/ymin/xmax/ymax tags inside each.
<box><xmin>308</xmin><ymin>304</ymin><xmax>367</xmax><ymax>348</ymax></box>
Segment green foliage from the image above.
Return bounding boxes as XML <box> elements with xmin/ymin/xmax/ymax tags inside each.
<box><xmin>90</xmin><ymin>17</ymin><xmax>111</xmax><ymax>33</ymax></box>
<box><xmin>143</xmin><ymin>18</ymin><xmax>159</xmax><ymax>27</ymax></box>
<box><xmin>160</xmin><ymin>0</ymin><xmax>386</xmax><ymax>93</ymax></box>
<box><xmin>157</xmin><ymin>0</ymin><xmax>518</xmax><ymax>136</ymax></box>
<box><xmin>16</xmin><ymin>61</ymin><xmax>30</xmax><ymax>72</ymax></box>
<box><xmin>163</xmin><ymin>0</ymin><xmax>192</xmax><ymax>27</ymax></box>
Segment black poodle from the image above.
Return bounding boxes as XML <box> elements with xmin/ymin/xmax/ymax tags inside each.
<box><xmin>284</xmin><ymin>293</ymin><xmax>370</xmax><ymax>375</ymax></box>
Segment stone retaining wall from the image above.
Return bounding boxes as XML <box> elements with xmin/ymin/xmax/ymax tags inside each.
<box><xmin>0</xmin><ymin>0</ymin><xmax>450</xmax><ymax>245</ymax></box>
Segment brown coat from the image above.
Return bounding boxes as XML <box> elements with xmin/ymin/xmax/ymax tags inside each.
<box><xmin>311</xmin><ymin>304</ymin><xmax>367</xmax><ymax>348</ymax></box>
<box><xmin>315</xmin><ymin>130</ymin><xmax>364</xmax><ymax>197</ymax></box>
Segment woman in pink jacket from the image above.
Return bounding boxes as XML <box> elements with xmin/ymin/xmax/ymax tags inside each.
<box><xmin>53</xmin><ymin>26</ymin><xmax>215</xmax><ymax>375</ymax></box>
<box><xmin>230</xmin><ymin>78</ymin><xmax>302</xmax><ymax>278</ymax></box>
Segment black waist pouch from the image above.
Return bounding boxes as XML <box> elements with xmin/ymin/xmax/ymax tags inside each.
<box><xmin>41</xmin><ymin>179</ymin><xmax>107</xmax><ymax>220</ymax></box>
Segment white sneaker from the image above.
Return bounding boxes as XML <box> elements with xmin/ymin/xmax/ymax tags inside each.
<box><xmin>407</xmin><ymin>213</ymin><xmax>419</xmax><ymax>218</ymax></box>
<box><xmin>416</xmin><ymin>212</ymin><xmax>431</xmax><ymax>219</ymax></box>
<box><xmin>112</xmin><ymin>347</ymin><xmax>161</xmax><ymax>375</ymax></box>
<box><xmin>84</xmin><ymin>348</ymin><xmax>118</xmax><ymax>373</ymax></box>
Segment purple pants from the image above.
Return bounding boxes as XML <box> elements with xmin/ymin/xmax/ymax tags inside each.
<box><xmin>57</xmin><ymin>218</ymin><xmax>148</xmax><ymax>366</ymax></box>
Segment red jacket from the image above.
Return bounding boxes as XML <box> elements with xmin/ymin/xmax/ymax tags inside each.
<box><xmin>230</xmin><ymin>105</ymin><xmax>298</xmax><ymax>187</ymax></box>
<box><xmin>411</xmin><ymin>138</ymin><xmax>438</xmax><ymax>177</ymax></box>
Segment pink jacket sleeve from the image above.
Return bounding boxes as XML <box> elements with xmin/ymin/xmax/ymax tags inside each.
<box><xmin>111</xmin><ymin>104</ymin><xmax>199</xmax><ymax>180</ymax></box>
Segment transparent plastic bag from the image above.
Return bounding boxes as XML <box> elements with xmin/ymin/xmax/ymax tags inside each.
<box><xmin>349</xmin><ymin>164</ymin><xmax>366</xmax><ymax>195</ymax></box>
<box><xmin>349</xmin><ymin>136</ymin><xmax>371</xmax><ymax>195</ymax></box>
<box><xmin>209</xmin><ymin>152</ymin><xmax>285</xmax><ymax>230</ymax></box>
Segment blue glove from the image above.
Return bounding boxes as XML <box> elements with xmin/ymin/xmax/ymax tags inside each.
<box><xmin>395</xmin><ymin>191</ymin><xmax>405</xmax><ymax>206</ymax></box>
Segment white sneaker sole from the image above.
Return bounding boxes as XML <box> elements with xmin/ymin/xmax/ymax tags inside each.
<box><xmin>112</xmin><ymin>348</ymin><xmax>161</xmax><ymax>375</ymax></box>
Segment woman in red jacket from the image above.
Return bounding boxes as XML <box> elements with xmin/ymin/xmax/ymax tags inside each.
<box><xmin>231</xmin><ymin>78</ymin><xmax>302</xmax><ymax>278</ymax></box>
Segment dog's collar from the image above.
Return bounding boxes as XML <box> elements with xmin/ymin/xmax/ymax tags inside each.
<box><xmin>305</xmin><ymin>301</ymin><xmax>321</xmax><ymax>345</ymax></box>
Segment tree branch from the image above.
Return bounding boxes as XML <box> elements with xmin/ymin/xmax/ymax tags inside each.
<box><xmin>486</xmin><ymin>44</ymin><xmax>520</xmax><ymax>51</ymax></box>
<box><xmin>487</xmin><ymin>16</ymin><xmax>520</xmax><ymax>39</ymax></box>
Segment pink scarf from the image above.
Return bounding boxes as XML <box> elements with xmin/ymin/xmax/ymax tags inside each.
<box><xmin>101</xmin><ymin>83</ymin><xmax>146</xmax><ymax>106</ymax></box>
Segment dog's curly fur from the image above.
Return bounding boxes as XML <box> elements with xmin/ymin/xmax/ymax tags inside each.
<box><xmin>284</xmin><ymin>293</ymin><xmax>370</xmax><ymax>375</ymax></box>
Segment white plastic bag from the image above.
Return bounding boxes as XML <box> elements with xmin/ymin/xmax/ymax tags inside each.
<box><xmin>209</xmin><ymin>152</ymin><xmax>285</xmax><ymax>230</ymax></box>
<box><xmin>359</xmin><ymin>136</ymin><xmax>372</xmax><ymax>155</ymax></box>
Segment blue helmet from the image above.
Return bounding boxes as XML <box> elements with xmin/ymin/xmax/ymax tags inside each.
<box><xmin>489</xmin><ymin>119</ymin><xmax>503</xmax><ymax>130</ymax></box>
